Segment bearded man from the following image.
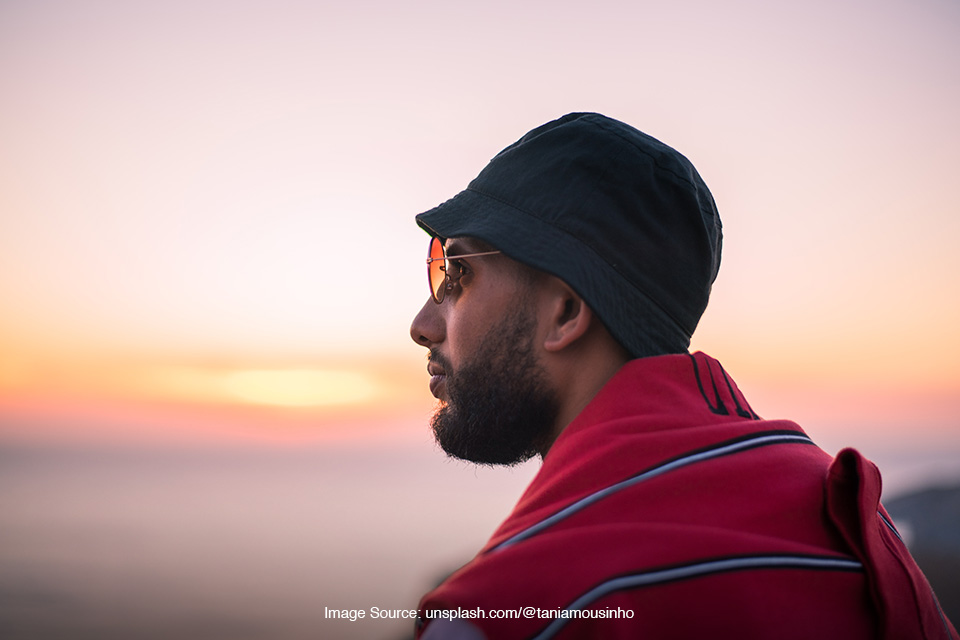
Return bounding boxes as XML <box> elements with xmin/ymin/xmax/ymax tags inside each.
<box><xmin>408</xmin><ymin>113</ymin><xmax>956</xmax><ymax>640</ymax></box>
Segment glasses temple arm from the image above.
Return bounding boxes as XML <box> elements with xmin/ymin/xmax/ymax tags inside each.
<box><xmin>425</xmin><ymin>250</ymin><xmax>501</xmax><ymax>264</ymax></box>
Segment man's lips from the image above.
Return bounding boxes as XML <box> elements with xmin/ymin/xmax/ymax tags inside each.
<box><xmin>429</xmin><ymin>374</ymin><xmax>447</xmax><ymax>399</ymax></box>
<box><xmin>427</xmin><ymin>363</ymin><xmax>447</xmax><ymax>399</ymax></box>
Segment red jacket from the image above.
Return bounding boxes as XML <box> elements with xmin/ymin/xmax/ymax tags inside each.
<box><xmin>416</xmin><ymin>352</ymin><xmax>957</xmax><ymax>639</ymax></box>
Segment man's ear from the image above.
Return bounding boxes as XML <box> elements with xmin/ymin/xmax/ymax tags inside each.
<box><xmin>542</xmin><ymin>280</ymin><xmax>594</xmax><ymax>352</ymax></box>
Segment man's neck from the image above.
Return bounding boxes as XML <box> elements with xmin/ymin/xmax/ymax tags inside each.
<box><xmin>538</xmin><ymin>341</ymin><xmax>631</xmax><ymax>457</ymax></box>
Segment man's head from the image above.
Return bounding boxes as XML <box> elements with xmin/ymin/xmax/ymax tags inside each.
<box><xmin>416</xmin><ymin>112</ymin><xmax>722</xmax><ymax>358</ymax></box>
<box><xmin>410</xmin><ymin>113</ymin><xmax>722</xmax><ymax>463</ymax></box>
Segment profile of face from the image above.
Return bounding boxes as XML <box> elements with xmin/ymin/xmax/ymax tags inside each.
<box><xmin>410</xmin><ymin>237</ymin><xmax>560</xmax><ymax>466</ymax></box>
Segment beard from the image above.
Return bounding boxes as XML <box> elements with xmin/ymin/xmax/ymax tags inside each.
<box><xmin>429</xmin><ymin>306</ymin><xmax>560</xmax><ymax>466</ymax></box>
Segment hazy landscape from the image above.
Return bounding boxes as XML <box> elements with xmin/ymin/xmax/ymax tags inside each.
<box><xmin>0</xmin><ymin>440</ymin><xmax>537</xmax><ymax>640</ymax></box>
<box><xmin>886</xmin><ymin>484</ymin><xmax>960</xmax><ymax>624</ymax></box>
<box><xmin>1</xmin><ymin>437</ymin><xmax>957</xmax><ymax>639</ymax></box>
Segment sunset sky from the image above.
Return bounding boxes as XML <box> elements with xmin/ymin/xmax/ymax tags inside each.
<box><xmin>1</xmin><ymin>0</ymin><xmax>958</xmax><ymax>461</ymax></box>
<box><xmin>1</xmin><ymin>4</ymin><xmax>958</xmax><ymax>636</ymax></box>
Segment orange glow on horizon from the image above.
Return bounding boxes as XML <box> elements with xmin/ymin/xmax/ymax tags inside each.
<box><xmin>145</xmin><ymin>366</ymin><xmax>380</xmax><ymax>408</ymax></box>
<box><xmin>0</xmin><ymin>358</ymin><xmax>439</xmax><ymax>453</ymax></box>
<box><xmin>222</xmin><ymin>368</ymin><xmax>378</xmax><ymax>406</ymax></box>
<box><xmin>0</xmin><ymin>348</ymin><xmax>439</xmax><ymax>445</ymax></box>
<box><xmin>1</xmin><ymin>344</ymin><xmax>957</xmax><ymax>452</ymax></box>
<box><xmin>0</xmin><ymin>352</ymin><xmax>429</xmax><ymax>405</ymax></box>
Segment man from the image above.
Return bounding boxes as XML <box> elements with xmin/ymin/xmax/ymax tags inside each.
<box><xmin>408</xmin><ymin>113</ymin><xmax>956</xmax><ymax>639</ymax></box>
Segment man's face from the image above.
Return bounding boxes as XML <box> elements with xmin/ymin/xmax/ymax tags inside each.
<box><xmin>410</xmin><ymin>237</ymin><xmax>559</xmax><ymax>465</ymax></box>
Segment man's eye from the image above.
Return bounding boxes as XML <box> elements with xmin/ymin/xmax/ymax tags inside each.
<box><xmin>447</xmin><ymin>259</ymin><xmax>465</xmax><ymax>278</ymax></box>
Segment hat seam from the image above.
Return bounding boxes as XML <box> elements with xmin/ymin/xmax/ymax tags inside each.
<box><xmin>584</xmin><ymin>116</ymin><xmax>699</xmax><ymax>191</ymax></box>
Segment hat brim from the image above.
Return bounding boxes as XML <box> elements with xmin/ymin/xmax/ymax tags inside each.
<box><xmin>416</xmin><ymin>187</ymin><xmax>690</xmax><ymax>358</ymax></box>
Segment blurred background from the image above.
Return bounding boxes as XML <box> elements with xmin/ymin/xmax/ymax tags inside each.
<box><xmin>1</xmin><ymin>0</ymin><xmax>958</xmax><ymax>638</ymax></box>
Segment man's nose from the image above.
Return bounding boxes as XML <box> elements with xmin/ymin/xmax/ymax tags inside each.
<box><xmin>410</xmin><ymin>297</ymin><xmax>444</xmax><ymax>348</ymax></box>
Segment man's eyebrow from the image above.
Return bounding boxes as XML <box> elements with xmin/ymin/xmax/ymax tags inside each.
<box><xmin>445</xmin><ymin>238</ymin><xmax>491</xmax><ymax>255</ymax></box>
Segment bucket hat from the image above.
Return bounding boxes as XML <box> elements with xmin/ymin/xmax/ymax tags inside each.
<box><xmin>416</xmin><ymin>112</ymin><xmax>722</xmax><ymax>358</ymax></box>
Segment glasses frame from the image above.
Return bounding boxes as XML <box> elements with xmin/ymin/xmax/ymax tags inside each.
<box><xmin>426</xmin><ymin>236</ymin><xmax>501</xmax><ymax>303</ymax></box>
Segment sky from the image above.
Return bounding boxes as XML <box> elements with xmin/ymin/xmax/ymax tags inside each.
<box><xmin>0</xmin><ymin>0</ymin><xmax>958</xmax><ymax>459</ymax></box>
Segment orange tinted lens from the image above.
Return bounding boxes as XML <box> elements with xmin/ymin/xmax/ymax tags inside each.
<box><xmin>429</xmin><ymin>236</ymin><xmax>447</xmax><ymax>301</ymax></box>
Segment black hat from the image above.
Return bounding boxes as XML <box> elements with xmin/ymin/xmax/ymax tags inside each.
<box><xmin>415</xmin><ymin>112</ymin><xmax>722</xmax><ymax>358</ymax></box>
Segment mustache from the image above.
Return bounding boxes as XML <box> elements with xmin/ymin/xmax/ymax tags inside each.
<box><xmin>428</xmin><ymin>350</ymin><xmax>452</xmax><ymax>373</ymax></box>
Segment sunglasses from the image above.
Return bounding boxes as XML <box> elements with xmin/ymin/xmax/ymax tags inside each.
<box><xmin>426</xmin><ymin>236</ymin><xmax>501</xmax><ymax>303</ymax></box>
